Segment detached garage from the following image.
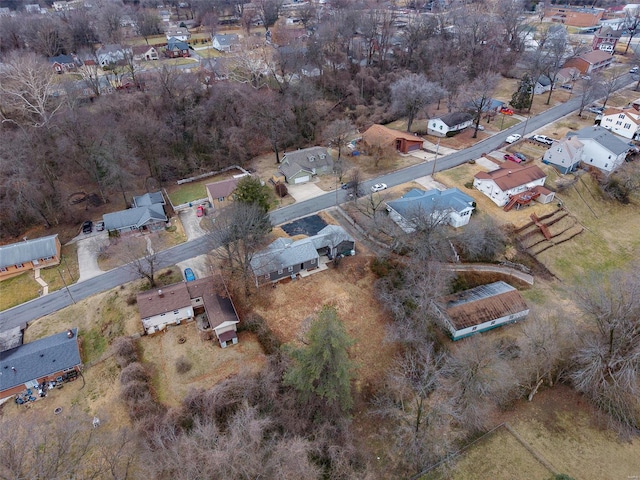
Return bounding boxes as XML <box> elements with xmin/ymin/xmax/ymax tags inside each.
<box><xmin>362</xmin><ymin>124</ymin><xmax>425</xmax><ymax>154</ymax></box>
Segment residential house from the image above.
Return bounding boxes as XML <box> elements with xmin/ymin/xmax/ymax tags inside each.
<box><xmin>250</xmin><ymin>225</ymin><xmax>355</xmax><ymax>286</ymax></box>
<box><xmin>202</xmin><ymin>57</ymin><xmax>232</xmax><ymax>81</ymax></box>
<box><xmin>473</xmin><ymin>163</ymin><xmax>548</xmax><ymax>207</ymax></box>
<box><xmin>137</xmin><ymin>277</ymin><xmax>241</xmax><ymax>347</ymax></box>
<box><xmin>212</xmin><ymin>33</ymin><xmax>240</xmax><ymax>52</ymax></box>
<box><xmin>96</xmin><ymin>44</ymin><xmax>131</xmax><ymax>67</ymax></box>
<box><xmin>159</xmin><ymin>9</ymin><xmax>171</xmax><ymax>22</ymax></box>
<box><xmin>543</xmin><ymin>5</ymin><xmax>604</xmax><ymax>27</ymax></box>
<box><xmin>24</xmin><ymin>3</ymin><xmax>44</xmax><ymax>13</ymax></box>
<box><xmin>165</xmin><ymin>26</ymin><xmax>191</xmax><ymax>42</ymax></box>
<box><xmin>563</xmin><ymin>50</ymin><xmax>613</xmax><ymax>75</ymax></box>
<box><xmin>103</xmin><ymin>205</ymin><xmax>167</xmax><ymax>234</ymax></box>
<box><xmin>186</xmin><ymin>277</ymin><xmax>240</xmax><ymax>348</ymax></box>
<box><xmin>534</xmin><ymin>75</ymin><xmax>552</xmax><ymax>95</ymax></box>
<box><xmin>386</xmin><ymin>188</ymin><xmax>475</xmax><ymax>232</ymax></box>
<box><xmin>165</xmin><ymin>38</ymin><xmax>190</xmax><ymax>58</ymax></box>
<box><xmin>279</xmin><ymin>146</ymin><xmax>334</xmax><ymax>184</ymax></box>
<box><xmin>566</xmin><ymin>125</ymin><xmax>630</xmax><ymax>172</ymax></box>
<box><xmin>362</xmin><ymin>124</ymin><xmax>425</xmax><ymax>154</ymax></box>
<box><xmin>592</xmin><ymin>26</ymin><xmax>622</xmax><ymax>53</ymax></box>
<box><xmin>205</xmin><ymin>177</ymin><xmax>240</xmax><ymax>209</ymax></box>
<box><xmin>466</xmin><ymin>98</ymin><xmax>505</xmax><ymax>114</ymax></box>
<box><xmin>0</xmin><ymin>235</ymin><xmax>61</xmax><ymax>281</ymax></box>
<box><xmin>0</xmin><ymin>328</ymin><xmax>82</xmax><ymax>400</ymax></box>
<box><xmin>132</xmin><ymin>45</ymin><xmax>159</xmax><ymax>61</ymax></box>
<box><xmin>556</xmin><ymin>66</ymin><xmax>581</xmax><ymax>86</ymax></box>
<box><xmin>48</xmin><ymin>54</ymin><xmax>81</xmax><ymax>73</ymax></box>
<box><xmin>599</xmin><ymin>107</ymin><xmax>640</xmax><ymax>140</ymax></box>
<box><xmin>435</xmin><ymin>281</ymin><xmax>529</xmax><ymax>341</ymax></box>
<box><xmin>427</xmin><ymin>112</ymin><xmax>473</xmax><ymax>138</ymax></box>
<box><xmin>0</xmin><ymin>6</ymin><xmax>12</xmax><ymax>15</ymax></box>
<box><xmin>542</xmin><ymin>136</ymin><xmax>585</xmax><ymax>174</ymax></box>
<box><xmin>132</xmin><ymin>191</ymin><xmax>165</xmax><ymax>208</ymax></box>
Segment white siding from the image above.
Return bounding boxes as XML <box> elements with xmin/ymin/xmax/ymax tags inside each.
<box><xmin>449</xmin><ymin>309</ymin><xmax>529</xmax><ymax>340</ymax></box>
<box><xmin>143</xmin><ymin>305</ymin><xmax>194</xmax><ymax>334</ymax></box>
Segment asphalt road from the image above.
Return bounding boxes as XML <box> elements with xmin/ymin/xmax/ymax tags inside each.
<box><xmin>0</xmin><ymin>84</ymin><xmax>630</xmax><ymax>331</ymax></box>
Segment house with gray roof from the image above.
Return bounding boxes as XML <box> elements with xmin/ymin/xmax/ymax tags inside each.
<box><xmin>0</xmin><ymin>234</ymin><xmax>61</xmax><ymax>281</ymax></box>
<box><xmin>132</xmin><ymin>191</ymin><xmax>165</xmax><ymax>208</ymax></box>
<box><xmin>566</xmin><ymin>125</ymin><xmax>630</xmax><ymax>172</ymax></box>
<box><xmin>428</xmin><ymin>112</ymin><xmax>473</xmax><ymax>137</ymax></box>
<box><xmin>279</xmin><ymin>146</ymin><xmax>334</xmax><ymax>184</ymax></box>
<box><xmin>435</xmin><ymin>281</ymin><xmax>529</xmax><ymax>341</ymax></box>
<box><xmin>103</xmin><ymin>204</ymin><xmax>167</xmax><ymax>234</ymax></box>
<box><xmin>165</xmin><ymin>37</ymin><xmax>190</xmax><ymax>58</ymax></box>
<box><xmin>96</xmin><ymin>44</ymin><xmax>131</xmax><ymax>67</ymax></box>
<box><xmin>0</xmin><ymin>328</ymin><xmax>82</xmax><ymax>400</ymax></box>
<box><xmin>212</xmin><ymin>33</ymin><xmax>240</xmax><ymax>52</ymax></box>
<box><xmin>386</xmin><ymin>188</ymin><xmax>475</xmax><ymax>232</ymax></box>
<box><xmin>542</xmin><ymin>136</ymin><xmax>584</xmax><ymax>174</ymax></box>
<box><xmin>250</xmin><ymin>225</ymin><xmax>354</xmax><ymax>285</ymax></box>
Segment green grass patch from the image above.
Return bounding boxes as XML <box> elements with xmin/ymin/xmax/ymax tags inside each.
<box><xmin>196</xmin><ymin>47</ymin><xmax>223</xmax><ymax>59</ymax></box>
<box><xmin>163</xmin><ymin>57</ymin><xmax>199</xmax><ymax>67</ymax></box>
<box><xmin>384</xmin><ymin>119</ymin><xmax>428</xmax><ymax>133</ymax></box>
<box><xmin>0</xmin><ymin>272</ymin><xmax>40</xmax><ymax>311</ymax></box>
<box><xmin>82</xmin><ymin>292</ymin><xmax>126</xmax><ymax>363</ymax></box>
<box><xmin>82</xmin><ymin>327</ymin><xmax>109</xmax><ymax>364</ymax></box>
<box><xmin>167</xmin><ymin>178</ymin><xmax>216</xmax><ymax>205</ymax></box>
<box><xmin>496</xmin><ymin>115</ymin><xmax>521</xmax><ymax>131</ymax></box>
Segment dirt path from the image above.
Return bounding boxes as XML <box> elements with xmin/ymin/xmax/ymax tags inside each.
<box><xmin>446</xmin><ymin>263</ymin><xmax>534</xmax><ymax>285</ymax></box>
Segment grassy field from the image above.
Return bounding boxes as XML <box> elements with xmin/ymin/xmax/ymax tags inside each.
<box><xmin>165</xmin><ymin>169</ymin><xmax>246</xmax><ymax>205</ymax></box>
<box><xmin>40</xmin><ymin>244</ymin><xmax>80</xmax><ymax>290</ymax></box>
<box><xmin>0</xmin><ymin>272</ymin><xmax>41</xmax><ymax>311</ymax></box>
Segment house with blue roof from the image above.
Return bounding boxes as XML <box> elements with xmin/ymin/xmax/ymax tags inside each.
<box><xmin>132</xmin><ymin>191</ymin><xmax>165</xmax><ymax>208</ymax></box>
<box><xmin>0</xmin><ymin>234</ymin><xmax>61</xmax><ymax>281</ymax></box>
<box><xmin>250</xmin><ymin>225</ymin><xmax>355</xmax><ymax>285</ymax></box>
<box><xmin>0</xmin><ymin>328</ymin><xmax>82</xmax><ymax>400</ymax></box>
<box><xmin>566</xmin><ymin>125</ymin><xmax>630</xmax><ymax>172</ymax></box>
<box><xmin>386</xmin><ymin>188</ymin><xmax>475</xmax><ymax>232</ymax></box>
<box><xmin>103</xmin><ymin>204</ymin><xmax>167</xmax><ymax>234</ymax></box>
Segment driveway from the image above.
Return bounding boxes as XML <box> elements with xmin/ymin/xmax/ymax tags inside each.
<box><xmin>286</xmin><ymin>181</ymin><xmax>326</xmax><ymax>202</ymax></box>
<box><xmin>179</xmin><ymin>207</ymin><xmax>208</xmax><ymax>241</ymax></box>
<box><xmin>76</xmin><ymin>234</ymin><xmax>109</xmax><ymax>282</ymax></box>
<box><xmin>413</xmin><ymin>176</ymin><xmax>449</xmax><ymax>190</ymax></box>
<box><xmin>177</xmin><ymin>254</ymin><xmax>212</xmax><ymax>281</ymax></box>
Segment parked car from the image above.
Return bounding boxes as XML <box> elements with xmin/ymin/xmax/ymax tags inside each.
<box><xmin>630</xmin><ymin>66</ymin><xmax>639</xmax><ymax>74</ymax></box>
<box><xmin>82</xmin><ymin>220</ymin><xmax>93</xmax><ymax>234</ymax></box>
<box><xmin>196</xmin><ymin>205</ymin><xmax>205</xmax><ymax>217</ymax></box>
<box><xmin>500</xmin><ymin>106</ymin><xmax>514</xmax><ymax>115</ymax></box>
<box><xmin>341</xmin><ymin>181</ymin><xmax>356</xmax><ymax>190</ymax></box>
<box><xmin>560</xmin><ymin>84</ymin><xmax>573</xmax><ymax>90</ymax></box>
<box><xmin>184</xmin><ymin>268</ymin><xmax>196</xmax><ymax>282</ymax></box>
<box><xmin>513</xmin><ymin>152</ymin><xmax>527</xmax><ymax>162</ymax></box>
<box><xmin>581</xmin><ymin>75</ymin><xmax>591</xmax><ymax>81</ymax></box>
<box><xmin>532</xmin><ymin>134</ymin><xmax>554</xmax><ymax>145</ymax></box>
<box><xmin>476</xmin><ymin>124</ymin><xmax>485</xmax><ymax>131</ymax></box>
<box><xmin>371</xmin><ymin>183</ymin><xmax>387</xmax><ymax>192</ymax></box>
<box><xmin>504</xmin><ymin>154</ymin><xmax>521</xmax><ymax>163</ymax></box>
<box><xmin>505</xmin><ymin>133</ymin><xmax>521</xmax><ymax>144</ymax></box>
<box><xmin>95</xmin><ymin>221</ymin><xmax>105</xmax><ymax>232</ymax></box>
<box><xmin>587</xmin><ymin>106</ymin><xmax>604</xmax><ymax>115</ymax></box>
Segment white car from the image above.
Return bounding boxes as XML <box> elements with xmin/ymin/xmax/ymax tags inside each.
<box><xmin>532</xmin><ymin>134</ymin><xmax>554</xmax><ymax>145</ymax></box>
<box><xmin>371</xmin><ymin>183</ymin><xmax>387</xmax><ymax>193</ymax></box>
<box><xmin>505</xmin><ymin>134</ymin><xmax>521</xmax><ymax>144</ymax></box>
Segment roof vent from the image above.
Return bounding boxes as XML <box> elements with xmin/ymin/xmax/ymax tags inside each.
<box><xmin>67</xmin><ymin>329</ymin><xmax>74</xmax><ymax>338</ymax></box>
<box><xmin>158</xmin><ymin>289</ymin><xmax>164</xmax><ymax>297</ymax></box>
<box><xmin>508</xmin><ymin>171</ymin><xmax>512</xmax><ymax>175</ymax></box>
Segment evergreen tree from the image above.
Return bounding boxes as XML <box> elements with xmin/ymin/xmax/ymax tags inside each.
<box><xmin>510</xmin><ymin>75</ymin><xmax>534</xmax><ymax>111</ymax></box>
<box><xmin>284</xmin><ymin>306</ymin><xmax>356</xmax><ymax>413</ymax></box>
<box><xmin>233</xmin><ymin>175</ymin><xmax>274</xmax><ymax>214</ymax></box>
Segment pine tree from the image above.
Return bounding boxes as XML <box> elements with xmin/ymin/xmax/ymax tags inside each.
<box><xmin>284</xmin><ymin>305</ymin><xmax>356</xmax><ymax>413</ymax></box>
<box><xmin>233</xmin><ymin>175</ymin><xmax>274</xmax><ymax>214</ymax></box>
<box><xmin>510</xmin><ymin>75</ymin><xmax>534</xmax><ymax>111</ymax></box>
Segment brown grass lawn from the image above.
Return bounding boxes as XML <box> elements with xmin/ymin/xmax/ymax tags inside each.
<box><xmin>436</xmin><ymin>386</ymin><xmax>640</xmax><ymax>480</ymax></box>
<box><xmin>139</xmin><ymin>325</ymin><xmax>266</xmax><ymax>407</ymax></box>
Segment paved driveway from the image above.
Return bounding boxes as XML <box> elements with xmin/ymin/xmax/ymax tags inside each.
<box><xmin>286</xmin><ymin>181</ymin><xmax>327</xmax><ymax>202</ymax></box>
<box><xmin>179</xmin><ymin>207</ymin><xmax>208</xmax><ymax>241</ymax></box>
<box><xmin>76</xmin><ymin>235</ymin><xmax>109</xmax><ymax>282</ymax></box>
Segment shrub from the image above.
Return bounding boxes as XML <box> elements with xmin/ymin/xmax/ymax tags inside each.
<box><xmin>275</xmin><ymin>182</ymin><xmax>288</xmax><ymax>197</ymax></box>
<box><xmin>120</xmin><ymin>380</ymin><xmax>152</xmax><ymax>403</ymax></box>
<box><xmin>126</xmin><ymin>295</ymin><xmax>137</xmax><ymax>306</ymax></box>
<box><xmin>241</xmin><ymin>313</ymin><xmax>281</xmax><ymax>355</ymax></box>
<box><xmin>112</xmin><ymin>337</ymin><xmax>138</xmax><ymax>368</ymax></box>
<box><xmin>120</xmin><ymin>362</ymin><xmax>150</xmax><ymax>384</ymax></box>
<box><xmin>604</xmin><ymin>177</ymin><xmax>630</xmax><ymax>204</ymax></box>
<box><xmin>175</xmin><ymin>356</ymin><xmax>193</xmax><ymax>374</ymax></box>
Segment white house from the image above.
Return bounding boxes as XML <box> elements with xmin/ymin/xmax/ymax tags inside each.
<box><xmin>473</xmin><ymin>163</ymin><xmax>547</xmax><ymax>207</ymax></box>
<box><xmin>137</xmin><ymin>283</ymin><xmax>194</xmax><ymax>335</ymax></box>
<box><xmin>96</xmin><ymin>44</ymin><xmax>131</xmax><ymax>67</ymax></box>
<box><xmin>542</xmin><ymin>136</ymin><xmax>584</xmax><ymax>174</ymax></box>
<box><xmin>165</xmin><ymin>26</ymin><xmax>191</xmax><ymax>42</ymax></box>
<box><xmin>534</xmin><ymin>75</ymin><xmax>552</xmax><ymax>95</ymax></box>
<box><xmin>599</xmin><ymin>107</ymin><xmax>640</xmax><ymax>140</ymax></box>
<box><xmin>427</xmin><ymin>112</ymin><xmax>473</xmax><ymax>137</ymax></box>
<box><xmin>386</xmin><ymin>188</ymin><xmax>475</xmax><ymax>232</ymax></box>
<box><xmin>435</xmin><ymin>281</ymin><xmax>529</xmax><ymax>341</ymax></box>
<box><xmin>212</xmin><ymin>34</ymin><xmax>240</xmax><ymax>52</ymax></box>
<box><xmin>566</xmin><ymin>126</ymin><xmax>630</xmax><ymax>172</ymax></box>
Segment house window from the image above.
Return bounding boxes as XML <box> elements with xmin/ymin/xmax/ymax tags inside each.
<box><xmin>264</xmin><ymin>274</ymin><xmax>269</xmax><ymax>279</ymax></box>
<box><xmin>557</xmin><ymin>147</ymin><xmax>562</xmax><ymax>152</ymax></box>
<box><xmin>15</xmin><ymin>263</ymin><xmax>23</xmax><ymax>268</ymax></box>
<box><xmin>432</xmin><ymin>122</ymin><xmax>437</xmax><ymax>127</ymax></box>
<box><xmin>0</xmin><ymin>267</ymin><xmax>6</xmax><ymax>272</ymax></box>
<box><xmin>173</xmin><ymin>310</ymin><xmax>179</xmax><ymax>314</ymax></box>
<box><xmin>439</xmin><ymin>125</ymin><xmax>443</xmax><ymax>130</ymax></box>
<box><xmin>491</xmin><ymin>320</ymin><xmax>496</xmax><ymax>325</ymax></box>
<box><xmin>625</xmin><ymin>123</ymin><xmax>632</xmax><ymax>129</ymax></box>
<box><xmin>310</xmin><ymin>258</ymin><xmax>316</xmax><ymax>264</ymax></box>
<box><xmin>619</xmin><ymin>114</ymin><xmax>625</xmax><ymax>119</ymax></box>
<box><xmin>287</xmin><ymin>266</ymin><xmax>293</xmax><ymax>272</ymax></box>
<box><xmin>616</xmin><ymin>121</ymin><xmax>623</xmax><ymax>126</ymax></box>
<box><xmin>472</xmin><ymin>326</ymin><xmax>477</xmax><ymax>331</ymax></box>
<box><xmin>605</xmin><ymin>163</ymin><xmax>608</xmax><ymax>168</ymax></box>
<box><xmin>278</xmin><ymin>269</ymin><xmax>283</xmax><ymax>275</ymax></box>
<box><xmin>218</xmin><ymin>197</ymin><xmax>224</xmax><ymax>202</ymax></box>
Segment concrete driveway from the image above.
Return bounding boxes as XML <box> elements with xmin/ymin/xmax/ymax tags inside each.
<box><xmin>286</xmin><ymin>181</ymin><xmax>327</xmax><ymax>202</ymax></box>
<box><xmin>76</xmin><ymin>234</ymin><xmax>109</xmax><ymax>282</ymax></box>
<box><xmin>413</xmin><ymin>176</ymin><xmax>449</xmax><ymax>190</ymax></box>
<box><xmin>179</xmin><ymin>207</ymin><xmax>208</xmax><ymax>241</ymax></box>
<box><xmin>177</xmin><ymin>254</ymin><xmax>212</xmax><ymax>281</ymax></box>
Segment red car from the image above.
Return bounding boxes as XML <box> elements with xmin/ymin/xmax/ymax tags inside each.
<box><xmin>196</xmin><ymin>205</ymin><xmax>205</xmax><ymax>217</ymax></box>
<box><xmin>500</xmin><ymin>106</ymin><xmax>514</xmax><ymax>115</ymax></box>
<box><xmin>504</xmin><ymin>154</ymin><xmax>521</xmax><ymax>163</ymax></box>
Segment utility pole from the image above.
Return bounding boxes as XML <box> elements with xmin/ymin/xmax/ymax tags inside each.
<box><xmin>58</xmin><ymin>269</ymin><xmax>76</xmax><ymax>304</ymax></box>
<box><xmin>431</xmin><ymin>137</ymin><xmax>441</xmax><ymax>176</ymax></box>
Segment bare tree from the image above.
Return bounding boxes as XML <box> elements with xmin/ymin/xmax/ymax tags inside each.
<box><xmin>135</xmin><ymin>9</ymin><xmax>162</xmax><ymax>44</ymax></box>
<box><xmin>598</xmin><ymin>66</ymin><xmax>628</xmax><ymax>108</ymax></box>
<box><xmin>495</xmin><ymin>0</ymin><xmax>527</xmax><ymax>53</ymax></box>
<box><xmin>570</xmin><ymin>270</ymin><xmax>640</xmax><ymax>430</ymax></box>
<box><xmin>463</xmin><ymin>72</ymin><xmax>500</xmax><ymax>138</ymax></box>
<box><xmin>453</xmin><ymin>214</ymin><xmax>506</xmax><ymax>262</ymax></box>
<box><xmin>0</xmin><ymin>51</ymin><xmax>63</xmax><ymax>128</ymax></box>
<box><xmin>323</xmin><ymin>118</ymin><xmax>354</xmax><ymax>182</ymax></box>
<box><xmin>391</xmin><ymin>74</ymin><xmax>446</xmax><ymax>132</ymax></box>
<box><xmin>623</xmin><ymin>7</ymin><xmax>640</xmax><ymax>54</ymax></box>
<box><xmin>576</xmin><ymin>76</ymin><xmax>605</xmax><ymax>117</ymax></box>
<box><xmin>120</xmin><ymin>236</ymin><xmax>161</xmax><ymax>287</ymax></box>
<box><xmin>255</xmin><ymin>0</ymin><xmax>283</xmax><ymax>30</ymax></box>
<box><xmin>23</xmin><ymin>16</ymin><xmax>67</xmax><ymax>57</ymax></box>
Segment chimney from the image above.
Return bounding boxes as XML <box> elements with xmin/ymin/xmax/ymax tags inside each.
<box><xmin>67</xmin><ymin>329</ymin><xmax>74</xmax><ymax>339</ymax></box>
<box><xmin>158</xmin><ymin>289</ymin><xmax>164</xmax><ymax>297</ymax></box>
<box><xmin>11</xmin><ymin>366</ymin><xmax>16</xmax><ymax>373</ymax></box>
<box><xmin>508</xmin><ymin>171</ymin><xmax>512</xmax><ymax>175</ymax></box>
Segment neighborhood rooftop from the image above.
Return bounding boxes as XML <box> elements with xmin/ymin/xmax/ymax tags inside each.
<box><xmin>0</xmin><ymin>328</ymin><xmax>81</xmax><ymax>393</ymax></box>
<box><xmin>132</xmin><ymin>191</ymin><xmax>164</xmax><ymax>207</ymax></box>
<box><xmin>567</xmin><ymin>126</ymin><xmax>631</xmax><ymax>155</ymax></box>
<box><xmin>137</xmin><ymin>282</ymin><xmax>192</xmax><ymax>320</ymax></box>
<box><xmin>386</xmin><ymin>188</ymin><xmax>474</xmax><ymax>218</ymax></box>
<box><xmin>474</xmin><ymin>163</ymin><xmax>547</xmax><ymax>191</ymax></box>
<box><xmin>0</xmin><ymin>235</ymin><xmax>59</xmax><ymax>269</ymax></box>
<box><xmin>103</xmin><ymin>205</ymin><xmax>167</xmax><ymax>232</ymax></box>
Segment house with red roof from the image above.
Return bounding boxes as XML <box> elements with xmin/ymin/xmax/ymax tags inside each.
<box><xmin>473</xmin><ymin>163</ymin><xmax>548</xmax><ymax>207</ymax></box>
